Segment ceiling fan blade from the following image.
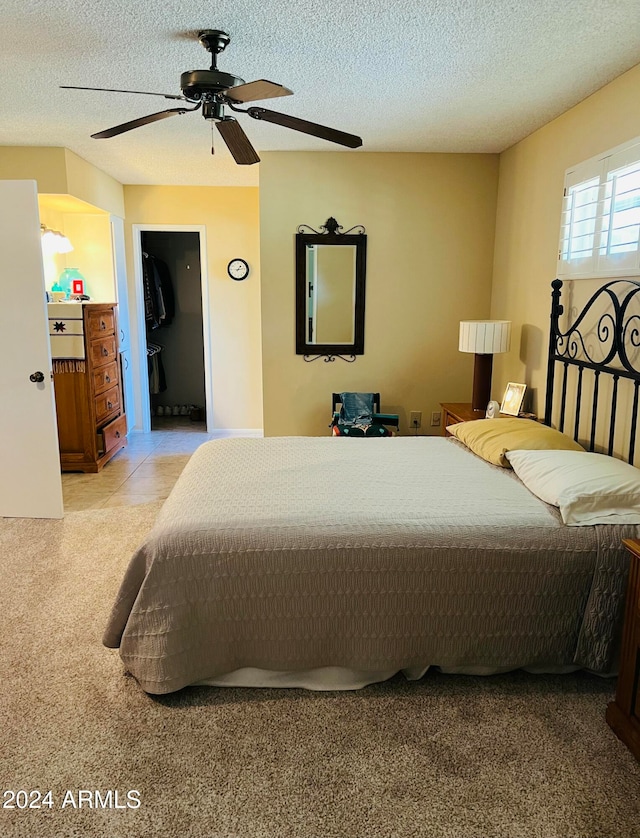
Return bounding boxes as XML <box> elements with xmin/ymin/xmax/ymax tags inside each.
<box><xmin>247</xmin><ymin>107</ymin><xmax>362</xmax><ymax>148</ymax></box>
<box><xmin>61</xmin><ymin>85</ymin><xmax>184</xmax><ymax>101</ymax></box>
<box><xmin>216</xmin><ymin>118</ymin><xmax>260</xmax><ymax>165</ymax></box>
<box><xmin>222</xmin><ymin>79</ymin><xmax>293</xmax><ymax>104</ymax></box>
<box><xmin>91</xmin><ymin>105</ymin><xmax>199</xmax><ymax>139</ymax></box>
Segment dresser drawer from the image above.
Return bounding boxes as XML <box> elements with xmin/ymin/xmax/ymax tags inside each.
<box><xmin>92</xmin><ymin>359</ymin><xmax>119</xmax><ymax>396</ymax></box>
<box><xmin>90</xmin><ymin>335</ymin><xmax>117</xmax><ymax>367</ymax></box>
<box><xmin>98</xmin><ymin>413</ymin><xmax>127</xmax><ymax>454</ymax></box>
<box><xmin>86</xmin><ymin>307</ymin><xmax>115</xmax><ymax>338</ymax></box>
<box><xmin>95</xmin><ymin>385</ymin><xmax>121</xmax><ymax>425</ymax></box>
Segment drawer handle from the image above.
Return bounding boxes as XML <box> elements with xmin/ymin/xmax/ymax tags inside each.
<box><xmin>105</xmin><ymin>375</ymin><xmax>111</xmax><ymax>383</ymax></box>
<box><xmin>115</xmin><ymin>430</ymin><xmax>121</xmax><ymax>439</ymax></box>
<box><xmin>102</xmin><ymin>347</ymin><xmax>109</xmax><ymax>356</ymax></box>
<box><xmin>107</xmin><ymin>400</ymin><xmax>113</xmax><ymax>409</ymax></box>
<box><xmin>100</xmin><ymin>320</ymin><xmax>106</xmax><ymax>330</ymax></box>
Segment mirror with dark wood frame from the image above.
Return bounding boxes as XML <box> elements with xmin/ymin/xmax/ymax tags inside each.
<box><xmin>295</xmin><ymin>218</ymin><xmax>367</xmax><ymax>359</ymax></box>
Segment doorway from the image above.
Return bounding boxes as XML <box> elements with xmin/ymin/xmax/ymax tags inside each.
<box><xmin>131</xmin><ymin>225</ymin><xmax>212</xmax><ymax>433</ymax></box>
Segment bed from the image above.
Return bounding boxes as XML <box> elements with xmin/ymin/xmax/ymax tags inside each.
<box><xmin>104</xmin><ymin>279</ymin><xmax>640</xmax><ymax>694</ymax></box>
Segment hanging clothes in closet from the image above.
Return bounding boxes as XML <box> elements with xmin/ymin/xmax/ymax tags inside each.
<box><xmin>142</xmin><ymin>252</ymin><xmax>175</xmax><ymax>330</ymax></box>
<box><xmin>147</xmin><ymin>342</ymin><xmax>166</xmax><ymax>395</ymax></box>
<box><xmin>143</xmin><ymin>251</ymin><xmax>175</xmax><ymax>395</ymax></box>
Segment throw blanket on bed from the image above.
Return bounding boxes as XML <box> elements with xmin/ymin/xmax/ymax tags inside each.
<box><xmin>104</xmin><ymin>437</ymin><xmax>634</xmax><ymax>694</ymax></box>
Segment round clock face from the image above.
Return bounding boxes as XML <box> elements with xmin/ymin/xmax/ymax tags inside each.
<box><xmin>227</xmin><ymin>258</ymin><xmax>249</xmax><ymax>281</ymax></box>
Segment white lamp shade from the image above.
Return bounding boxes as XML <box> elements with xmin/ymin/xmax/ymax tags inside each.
<box><xmin>56</xmin><ymin>234</ymin><xmax>73</xmax><ymax>254</ymax></box>
<box><xmin>459</xmin><ymin>320</ymin><xmax>511</xmax><ymax>354</ymax></box>
<box><xmin>40</xmin><ymin>229</ymin><xmax>59</xmax><ymax>257</ymax></box>
<box><xmin>40</xmin><ymin>226</ymin><xmax>73</xmax><ymax>255</ymax></box>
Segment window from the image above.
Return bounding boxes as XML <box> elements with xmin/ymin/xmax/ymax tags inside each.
<box><xmin>558</xmin><ymin>137</ymin><xmax>640</xmax><ymax>278</ymax></box>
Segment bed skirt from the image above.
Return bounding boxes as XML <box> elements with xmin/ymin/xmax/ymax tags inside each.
<box><xmin>194</xmin><ymin>663</ymin><xmax>595</xmax><ymax>691</ymax></box>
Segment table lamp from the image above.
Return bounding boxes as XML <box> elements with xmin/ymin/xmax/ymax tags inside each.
<box><xmin>459</xmin><ymin>320</ymin><xmax>511</xmax><ymax>413</ymax></box>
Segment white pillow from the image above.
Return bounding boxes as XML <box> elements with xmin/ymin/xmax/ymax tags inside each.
<box><xmin>505</xmin><ymin>449</ymin><xmax>640</xmax><ymax>526</ymax></box>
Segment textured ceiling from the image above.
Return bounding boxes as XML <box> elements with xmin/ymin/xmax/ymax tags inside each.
<box><xmin>1</xmin><ymin>0</ymin><xmax>640</xmax><ymax>187</ymax></box>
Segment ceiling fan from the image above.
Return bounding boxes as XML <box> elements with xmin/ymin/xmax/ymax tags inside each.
<box><xmin>61</xmin><ymin>29</ymin><xmax>363</xmax><ymax>165</ymax></box>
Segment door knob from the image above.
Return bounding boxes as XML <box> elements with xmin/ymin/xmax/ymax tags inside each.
<box><xmin>29</xmin><ymin>371</ymin><xmax>45</xmax><ymax>383</ymax></box>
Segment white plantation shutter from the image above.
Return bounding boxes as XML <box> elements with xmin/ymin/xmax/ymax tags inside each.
<box><xmin>559</xmin><ymin>167</ymin><xmax>601</xmax><ymax>277</ymax></box>
<box><xmin>558</xmin><ymin>137</ymin><xmax>640</xmax><ymax>279</ymax></box>
<box><xmin>596</xmin><ymin>149</ymin><xmax>640</xmax><ymax>274</ymax></box>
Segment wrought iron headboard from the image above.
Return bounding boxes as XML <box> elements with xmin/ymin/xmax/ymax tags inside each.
<box><xmin>544</xmin><ymin>278</ymin><xmax>640</xmax><ymax>463</ymax></box>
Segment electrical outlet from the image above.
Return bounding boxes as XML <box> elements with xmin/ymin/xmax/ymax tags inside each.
<box><xmin>431</xmin><ymin>411</ymin><xmax>442</xmax><ymax>427</ymax></box>
<box><xmin>410</xmin><ymin>411</ymin><xmax>422</xmax><ymax>428</ymax></box>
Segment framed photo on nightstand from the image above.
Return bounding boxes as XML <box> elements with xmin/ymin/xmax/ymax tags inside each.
<box><xmin>500</xmin><ymin>382</ymin><xmax>527</xmax><ymax>416</ymax></box>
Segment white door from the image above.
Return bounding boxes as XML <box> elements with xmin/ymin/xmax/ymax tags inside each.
<box><xmin>111</xmin><ymin>215</ymin><xmax>135</xmax><ymax>429</ymax></box>
<box><xmin>0</xmin><ymin>181</ymin><xmax>63</xmax><ymax>518</ymax></box>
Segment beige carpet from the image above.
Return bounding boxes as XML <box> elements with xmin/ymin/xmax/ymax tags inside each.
<box><xmin>0</xmin><ymin>504</ymin><xmax>639</xmax><ymax>838</ymax></box>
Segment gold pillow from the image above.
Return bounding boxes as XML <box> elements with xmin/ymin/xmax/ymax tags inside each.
<box><xmin>447</xmin><ymin>418</ymin><xmax>584</xmax><ymax>467</ymax></box>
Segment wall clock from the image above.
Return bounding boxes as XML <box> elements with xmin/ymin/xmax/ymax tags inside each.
<box><xmin>227</xmin><ymin>258</ymin><xmax>250</xmax><ymax>281</ymax></box>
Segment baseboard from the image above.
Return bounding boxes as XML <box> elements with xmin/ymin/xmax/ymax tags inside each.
<box><xmin>128</xmin><ymin>427</ymin><xmax>264</xmax><ymax>438</ymax></box>
<box><xmin>209</xmin><ymin>428</ymin><xmax>264</xmax><ymax>438</ymax></box>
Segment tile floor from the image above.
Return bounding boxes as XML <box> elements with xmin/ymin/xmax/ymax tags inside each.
<box><xmin>62</xmin><ymin>417</ymin><xmax>211</xmax><ymax>512</ymax></box>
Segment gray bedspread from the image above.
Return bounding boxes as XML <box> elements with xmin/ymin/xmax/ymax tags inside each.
<box><xmin>103</xmin><ymin>436</ymin><xmax>635</xmax><ymax>694</ymax></box>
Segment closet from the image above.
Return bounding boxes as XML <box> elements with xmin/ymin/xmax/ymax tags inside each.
<box><xmin>140</xmin><ymin>232</ymin><xmax>206</xmax><ymax>426</ymax></box>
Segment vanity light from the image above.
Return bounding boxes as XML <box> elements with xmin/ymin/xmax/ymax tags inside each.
<box><xmin>40</xmin><ymin>224</ymin><xmax>73</xmax><ymax>255</ymax></box>
<box><xmin>459</xmin><ymin>320</ymin><xmax>511</xmax><ymax>413</ymax></box>
<box><xmin>56</xmin><ymin>234</ymin><xmax>74</xmax><ymax>254</ymax></box>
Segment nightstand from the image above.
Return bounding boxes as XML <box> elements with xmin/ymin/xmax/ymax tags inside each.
<box><xmin>440</xmin><ymin>402</ymin><xmax>538</xmax><ymax>436</ymax></box>
<box><xmin>606</xmin><ymin>538</ymin><xmax>640</xmax><ymax>762</ymax></box>
<box><xmin>440</xmin><ymin>402</ymin><xmax>484</xmax><ymax>436</ymax></box>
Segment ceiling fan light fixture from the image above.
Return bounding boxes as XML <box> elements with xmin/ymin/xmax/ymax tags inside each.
<box><xmin>62</xmin><ymin>28</ymin><xmax>363</xmax><ymax>163</ymax></box>
<box><xmin>202</xmin><ymin>100</ymin><xmax>225</xmax><ymax>120</ymax></box>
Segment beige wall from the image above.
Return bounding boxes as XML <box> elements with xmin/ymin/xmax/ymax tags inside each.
<box><xmin>63</xmin><ymin>149</ymin><xmax>124</xmax><ymax>218</ymax></box>
<box><xmin>259</xmin><ymin>152</ymin><xmax>500</xmax><ymax>436</ymax></box>
<box><xmin>2</xmin><ymin>147</ymin><xmax>122</xmax><ymax>300</ymax></box>
<box><xmin>38</xmin><ymin>196</ymin><xmax>114</xmax><ymax>301</ymax></box>
<box><xmin>0</xmin><ymin>147</ymin><xmax>68</xmax><ymax>193</ymax></box>
<box><xmin>62</xmin><ymin>214</ymin><xmax>115</xmax><ymax>302</ymax></box>
<box><xmin>123</xmin><ymin>186</ymin><xmax>263</xmax><ymax>432</ymax></box>
<box><xmin>491</xmin><ymin>62</ymin><xmax>640</xmax><ymax>418</ymax></box>
<box><xmin>0</xmin><ymin>147</ymin><xmax>124</xmax><ymax>216</ymax></box>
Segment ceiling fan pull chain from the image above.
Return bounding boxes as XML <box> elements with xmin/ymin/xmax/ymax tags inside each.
<box><xmin>211</xmin><ymin>121</ymin><xmax>215</xmax><ymax>155</ymax></box>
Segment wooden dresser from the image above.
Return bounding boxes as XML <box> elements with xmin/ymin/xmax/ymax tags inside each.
<box><xmin>606</xmin><ymin>538</ymin><xmax>640</xmax><ymax>762</ymax></box>
<box><xmin>51</xmin><ymin>303</ymin><xmax>127</xmax><ymax>473</ymax></box>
